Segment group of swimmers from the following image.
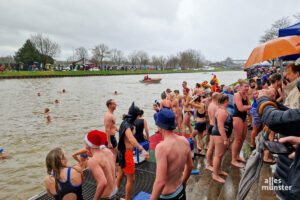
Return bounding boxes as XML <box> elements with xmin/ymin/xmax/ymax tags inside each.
<box><xmin>38</xmin><ymin>89</ymin><xmax>66</xmax><ymax>123</ymax></box>
<box><xmin>43</xmin><ymin>74</ymin><xmax>284</xmax><ymax>199</ymax></box>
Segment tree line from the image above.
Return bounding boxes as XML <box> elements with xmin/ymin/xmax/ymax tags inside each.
<box><xmin>10</xmin><ymin>34</ymin><xmax>206</xmax><ymax>70</ymax></box>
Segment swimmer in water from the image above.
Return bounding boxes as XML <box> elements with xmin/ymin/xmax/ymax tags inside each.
<box><xmin>0</xmin><ymin>148</ymin><xmax>7</xmax><ymax>159</ymax></box>
<box><xmin>114</xmin><ymin>91</ymin><xmax>118</xmax><ymax>95</ymax></box>
<box><xmin>54</xmin><ymin>100</ymin><xmax>59</xmax><ymax>104</ymax></box>
<box><xmin>46</xmin><ymin>115</ymin><xmax>51</xmax><ymax>123</ymax></box>
<box><xmin>44</xmin><ymin>108</ymin><xmax>50</xmax><ymax>114</ymax></box>
<box><xmin>37</xmin><ymin>93</ymin><xmax>41</xmax><ymax>96</ymax></box>
<box><xmin>62</xmin><ymin>89</ymin><xmax>66</xmax><ymax>93</ymax></box>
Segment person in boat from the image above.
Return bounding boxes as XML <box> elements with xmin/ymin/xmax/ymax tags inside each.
<box><xmin>72</xmin><ymin>147</ymin><xmax>88</xmax><ymax>169</ymax></box>
<box><xmin>150</xmin><ymin>108</ymin><xmax>193</xmax><ymax>200</ymax></box>
<box><xmin>160</xmin><ymin>91</ymin><xmax>172</xmax><ymax>110</ymax></box>
<box><xmin>182</xmin><ymin>88</ymin><xmax>193</xmax><ymax>137</ymax></box>
<box><xmin>134</xmin><ymin>109</ymin><xmax>149</xmax><ymax>142</ymax></box>
<box><xmin>104</xmin><ymin>99</ymin><xmax>119</xmax><ymax>158</ymax></box>
<box><xmin>85</xmin><ymin>130</ymin><xmax>118</xmax><ymax>200</ymax></box>
<box><xmin>172</xmin><ymin>91</ymin><xmax>183</xmax><ymax>135</ymax></box>
<box><xmin>44</xmin><ymin>147</ymin><xmax>84</xmax><ymax>200</ymax></box>
<box><xmin>206</xmin><ymin>92</ymin><xmax>220</xmax><ymax>171</ymax></box>
<box><xmin>116</xmin><ymin>102</ymin><xmax>149</xmax><ymax>200</ymax></box>
<box><xmin>189</xmin><ymin>95</ymin><xmax>206</xmax><ymax>156</ymax></box>
<box><xmin>231</xmin><ymin>79</ymin><xmax>252</xmax><ymax>168</ymax></box>
<box><xmin>211</xmin><ymin>94</ymin><xmax>232</xmax><ymax>183</ymax></box>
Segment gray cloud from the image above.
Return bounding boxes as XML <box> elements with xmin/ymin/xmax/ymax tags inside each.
<box><xmin>0</xmin><ymin>0</ymin><xmax>299</xmax><ymax>61</ymax></box>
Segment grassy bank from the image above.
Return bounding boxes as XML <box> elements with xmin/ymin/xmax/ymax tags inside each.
<box><xmin>0</xmin><ymin>69</ymin><xmax>239</xmax><ymax>77</ymax></box>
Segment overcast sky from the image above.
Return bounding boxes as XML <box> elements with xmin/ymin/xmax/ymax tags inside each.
<box><xmin>0</xmin><ymin>0</ymin><xmax>299</xmax><ymax>61</ymax></box>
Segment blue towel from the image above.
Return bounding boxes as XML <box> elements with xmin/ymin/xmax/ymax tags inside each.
<box><xmin>133</xmin><ymin>191</ymin><xmax>151</xmax><ymax>200</ymax></box>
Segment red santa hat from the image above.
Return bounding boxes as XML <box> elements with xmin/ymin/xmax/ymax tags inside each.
<box><xmin>85</xmin><ymin>130</ymin><xmax>107</xmax><ymax>149</ymax></box>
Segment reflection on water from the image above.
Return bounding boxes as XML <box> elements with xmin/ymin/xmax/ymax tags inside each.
<box><xmin>0</xmin><ymin>71</ymin><xmax>245</xmax><ymax>199</ymax></box>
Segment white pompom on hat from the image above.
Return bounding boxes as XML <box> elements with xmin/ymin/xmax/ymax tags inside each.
<box><xmin>85</xmin><ymin>130</ymin><xmax>107</xmax><ymax>149</ymax></box>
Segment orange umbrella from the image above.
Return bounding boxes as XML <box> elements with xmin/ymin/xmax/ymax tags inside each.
<box><xmin>244</xmin><ymin>35</ymin><xmax>300</xmax><ymax>70</ymax></box>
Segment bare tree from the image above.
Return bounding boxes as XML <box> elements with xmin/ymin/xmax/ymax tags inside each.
<box><xmin>75</xmin><ymin>47</ymin><xmax>89</xmax><ymax>60</ymax></box>
<box><xmin>136</xmin><ymin>50</ymin><xmax>149</xmax><ymax>66</ymax></box>
<box><xmin>30</xmin><ymin>33</ymin><xmax>61</xmax><ymax>64</ymax></box>
<box><xmin>110</xmin><ymin>49</ymin><xmax>124</xmax><ymax>65</ymax></box>
<box><xmin>166</xmin><ymin>55</ymin><xmax>180</xmax><ymax>69</ymax></box>
<box><xmin>260</xmin><ymin>17</ymin><xmax>291</xmax><ymax>43</ymax></box>
<box><xmin>91</xmin><ymin>44</ymin><xmax>110</xmax><ymax>68</ymax></box>
<box><xmin>294</xmin><ymin>13</ymin><xmax>300</xmax><ymax>23</ymax></box>
<box><xmin>128</xmin><ymin>51</ymin><xmax>139</xmax><ymax>66</ymax></box>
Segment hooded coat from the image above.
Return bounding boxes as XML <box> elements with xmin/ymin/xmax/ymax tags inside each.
<box><xmin>117</xmin><ymin>102</ymin><xmax>140</xmax><ymax>169</ymax></box>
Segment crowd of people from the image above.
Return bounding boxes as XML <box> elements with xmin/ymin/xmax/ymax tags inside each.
<box><xmin>42</xmin><ymin>59</ymin><xmax>300</xmax><ymax>200</ymax></box>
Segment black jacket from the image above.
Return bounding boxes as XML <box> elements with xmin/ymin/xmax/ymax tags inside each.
<box><xmin>257</xmin><ymin>96</ymin><xmax>300</xmax><ymax>199</ymax></box>
<box><xmin>257</xmin><ymin>96</ymin><xmax>300</xmax><ymax>136</ymax></box>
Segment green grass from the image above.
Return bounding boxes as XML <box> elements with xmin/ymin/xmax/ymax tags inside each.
<box><xmin>0</xmin><ymin>69</ymin><xmax>238</xmax><ymax>77</ymax></box>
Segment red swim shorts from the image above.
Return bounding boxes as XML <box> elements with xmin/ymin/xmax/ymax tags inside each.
<box><xmin>123</xmin><ymin>150</ymin><xmax>135</xmax><ymax>174</ymax></box>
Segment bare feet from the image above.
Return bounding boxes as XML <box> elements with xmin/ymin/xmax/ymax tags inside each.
<box><xmin>263</xmin><ymin>158</ymin><xmax>276</xmax><ymax>164</ymax></box>
<box><xmin>206</xmin><ymin>165</ymin><xmax>213</xmax><ymax>172</ymax></box>
<box><xmin>237</xmin><ymin>157</ymin><xmax>246</xmax><ymax>163</ymax></box>
<box><xmin>212</xmin><ymin>174</ymin><xmax>225</xmax><ymax>183</ymax></box>
<box><xmin>231</xmin><ymin>161</ymin><xmax>244</xmax><ymax>168</ymax></box>
<box><xmin>218</xmin><ymin>170</ymin><xmax>228</xmax><ymax>176</ymax></box>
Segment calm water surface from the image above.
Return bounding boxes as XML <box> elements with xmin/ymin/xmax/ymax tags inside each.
<box><xmin>0</xmin><ymin>71</ymin><xmax>245</xmax><ymax>200</ymax></box>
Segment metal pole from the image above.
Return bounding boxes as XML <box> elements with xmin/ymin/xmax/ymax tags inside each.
<box><xmin>280</xmin><ymin>60</ymin><xmax>285</xmax><ymax>103</ymax></box>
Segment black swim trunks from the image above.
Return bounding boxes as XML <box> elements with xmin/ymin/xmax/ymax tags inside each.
<box><xmin>195</xmin><ymin>122</ymin><xmax>206</xmax><ymax>133</ymax></box>
<box><xmin>208</xmin><ymin>125</ymin><xmax>214</xmax><ymax>135</ymax></box>
<box><xmin>105</xmin><ymin>135</ymin><xmax>118</xmax><ymax>148</ymax></box>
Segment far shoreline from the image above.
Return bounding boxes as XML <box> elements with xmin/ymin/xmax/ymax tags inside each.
<box><xmin>0</xmin><ymin>69</ymin><xmax>242</xmax><ymax>79</ymax></box>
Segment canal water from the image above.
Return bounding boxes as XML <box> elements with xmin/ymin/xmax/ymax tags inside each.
<box><xmin>0</xmin><ymin>71</ymin><xmax>245</xmax><ymax>200</ymax></box>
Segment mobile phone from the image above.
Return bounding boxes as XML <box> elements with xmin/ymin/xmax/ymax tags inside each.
<box><xmin>256</xmin><ymin>79</ymin><xmax>262</xmax><ymax>90</ymax></box>
<box><xmin>263</xmin><ymin>141</ymin><xmax>295</xmax><ymax>154</ymax></box>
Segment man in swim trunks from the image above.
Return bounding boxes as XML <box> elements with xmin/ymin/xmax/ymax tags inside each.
<box><xmin>104</xmin><ymin>99</ymin><xmax>119</xmax><ymax>157</ymax></box>
<box><xmin>151</xmin><ymin>108</ymin><xmax>193</xmax><ymax>200</ymax></box>
<box><xmin>116</xmin><ymin>102</ymin><xmax>149</xmax><ymax>200</ymax></box>
<box><xmin>85</xmin><ymin>130</ymin><xmax>118</xmax><ymax>200</ymax></box>
<box><xmin>182</xmin><ymin>81</ymin><xmax>188</xmax><ymax>93</ymax></box>
<box><xmin>206</xmin><ymin>92</ymin><xmax>219</xmax><ymax>171</ymax></box>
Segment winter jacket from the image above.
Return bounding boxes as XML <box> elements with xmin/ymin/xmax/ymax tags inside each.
<box><xmin>257</xmin><ymin>96</ymin><xmax>300</xmax><ymax>199</ymax></box>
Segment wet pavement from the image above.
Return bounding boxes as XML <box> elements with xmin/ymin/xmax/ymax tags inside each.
<box><xmin>186</xmin><ymin>130</ymin><xmax>277</xmax><ymax>200</ymax></box>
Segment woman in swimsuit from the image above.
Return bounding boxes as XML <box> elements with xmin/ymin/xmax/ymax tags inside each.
<box><xmin>231</xmin><ymin>79</ymin><xmax>252</xmax><ymax>168</ymax></box>
<box><xmin>173</xmin><ymin>90</ymin><xmax>183</xmax><ymax>134</ymax></box>
<box><xmin>182</xmin><ymin>88</ymin><xmax>193</xmax><ymax>137</ymax></box>
<box><xmin>160</xmin><ymin>91</ymin><xmax>172</xmax><ymax>110</ymax></box>
<box><xmin>190</xmin><ymin>95</ymin><xmax>206</xmax><ymax>155</ymax></box>
<box><xmin>211</xmin><ymin>94</ymin><xmax>232</xmax><ymax>183</ymax></box>
<box><xmin>45</xmin><ymin>147</ymin><xmax>83</xmax><ymax>200</ymax></box>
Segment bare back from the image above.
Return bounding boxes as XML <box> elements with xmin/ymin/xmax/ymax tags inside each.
<box><xmin>208</xmin><ymin>101</ymin><xmax>217</xmax><ymax>126</ymax></box>
<box><xmin>88</xmin><ymin>148</ymin><xmax>116</xmax><ymax>198</ymax></box>
<box><xmin>155</xmin><ymin>135</ymin><xmax>191</xmax><ymax>194</ymax></box>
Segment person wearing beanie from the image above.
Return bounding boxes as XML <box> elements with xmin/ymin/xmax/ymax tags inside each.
<box><xmin>84</xmin><ymin>130</ymin><xmax>118</xmax><ymax>200</ymax></box>
<box><xmin>150</xmin><ymin>108</ymin><xmax>193</xmax><ymax>200</ymax></box>
<box><xmin>116</xmin><ymin>102</ymin><xmax>149</xmax><ymax>200</ymax></box>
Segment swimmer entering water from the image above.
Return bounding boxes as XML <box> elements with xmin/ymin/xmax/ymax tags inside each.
<box><xmin>54</xmin><ymin>100</ymin><xmax>59</xmax><ymax>104</ymax></box>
